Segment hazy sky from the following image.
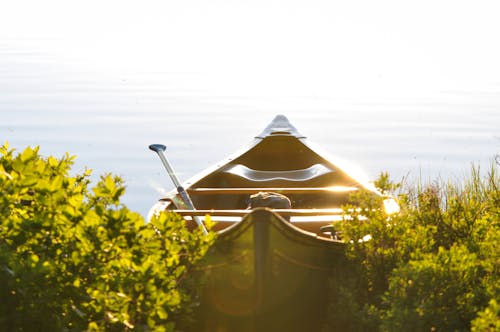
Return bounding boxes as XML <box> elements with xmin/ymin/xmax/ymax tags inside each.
<box><xmin>2</xmin><ymin>0</ymin><xmax>500</xmax><ymax>100</ymax></box>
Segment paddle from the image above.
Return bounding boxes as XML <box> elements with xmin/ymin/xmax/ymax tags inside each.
<box><xmin>149</xmin><ymin>144</ymin><xmax>208</xmax><ymax>235</ymax></box>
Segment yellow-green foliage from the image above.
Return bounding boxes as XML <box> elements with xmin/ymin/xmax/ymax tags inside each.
<box><xmin>324</xmin><ymin>167</ymin><xmax>500</xmax><ymax>331</ymax></box>
<box><xmin>0</xmin><ymin>143</ymin><xmax>215</xmax><ymax>331</ymax></box>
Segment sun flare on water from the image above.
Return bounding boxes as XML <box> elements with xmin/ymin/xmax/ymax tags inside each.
<box><xmin>5</xmin><ymin>0</ymin><xmax>497</xmax><ymax>100</ymax></box>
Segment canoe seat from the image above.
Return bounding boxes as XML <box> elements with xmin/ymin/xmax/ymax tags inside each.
<box><xmin>221</xmin><ymin>163</ymin><xmax>333</xmax><ymax>183</ymax></box>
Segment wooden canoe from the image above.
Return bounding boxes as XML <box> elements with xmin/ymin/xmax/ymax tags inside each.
<box><xmin>149</xmin><ymin>115</ymin><xmax>389</xmax><ymax>331</ymax></box>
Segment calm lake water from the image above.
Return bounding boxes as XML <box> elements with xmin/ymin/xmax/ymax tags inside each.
<box><xmin>2</xmin><ymin>6</ymin><xmax>500</xmax><ymax>217</ymax></box>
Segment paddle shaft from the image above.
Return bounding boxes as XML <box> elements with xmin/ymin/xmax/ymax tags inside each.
<box><xmin>149</xmin><ymin>144</ymin><xmax>208</xmax><ymax>235</ymax></box>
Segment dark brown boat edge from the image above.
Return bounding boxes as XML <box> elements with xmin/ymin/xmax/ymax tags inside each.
<box><xmin>192</xmin><ymin>208</ymin><xmax>345</xmax><ymax>332</ymax></box>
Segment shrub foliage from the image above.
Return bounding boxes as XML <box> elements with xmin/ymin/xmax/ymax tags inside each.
<box><xmin>0</xmin><ymin>143</ymin><xmax>214</xmax><ymax>331</ymax></box>
<box><xmin>2</xmin><ymin>142</ymin><xmax>498</xmax><ymax>331</ymax></box>
<box><xmin>324</xmin><ymin>169</ymin><xmax>500</xmax><ymax>331</ymax></box>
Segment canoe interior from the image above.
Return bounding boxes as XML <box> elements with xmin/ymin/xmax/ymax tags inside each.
<box><xmin>152</xmin><ymin>117</ymin><xmax>384</xmax><ymax>238</ymax></box>
<box><xmin>187</xmin><ymin>134</ymin><xmax>363</xmax><ymax>211</ymax></box>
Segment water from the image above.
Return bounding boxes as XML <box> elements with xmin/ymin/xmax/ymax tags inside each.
<box><xmin>2</xmin><ymin>2</ymin><xmax>500</xmax><ymax>216</ymax></box>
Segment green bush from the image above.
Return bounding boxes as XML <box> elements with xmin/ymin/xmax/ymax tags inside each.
<box><xmin>324</xmin><ymin>168</ymin><xmax>500</xmax><ymax>331</ymax></box>
<box><xmin>0</xmin><ymin>143</ymin><xmax>214</xmax><ymax>331</ymax></box>
<box><xmin>471</xmin><ymin>299</ymin><xmax>500</xmax><ymax>332</ymax></box>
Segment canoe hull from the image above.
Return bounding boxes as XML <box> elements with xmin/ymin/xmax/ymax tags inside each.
<box><xmin>192</xmin><ymin>209</ymin><xmax>344</xmax><ymax>332</ymax></box>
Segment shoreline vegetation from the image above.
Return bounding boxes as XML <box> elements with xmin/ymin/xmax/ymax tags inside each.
<box><xmin>326</xmin><ymin>165</ymin><xmax>499</xmax><ymax>331</ymax></box>
<box><xmin>1</xmin><ymin>143</ymin><xmax>498</xmax><ymax>331</ymax></box>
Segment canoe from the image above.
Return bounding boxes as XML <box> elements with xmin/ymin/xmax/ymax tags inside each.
<box><xmin>149</xmin><ymin>115</ymin><xmax>390</xmax><ymax>331</ymax></box>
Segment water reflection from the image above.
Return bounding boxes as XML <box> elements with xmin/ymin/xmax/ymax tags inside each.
<box><xmin>1</xmin><ymin>41</ymin><xmax>499</xmax><ymax>216</ymax></box>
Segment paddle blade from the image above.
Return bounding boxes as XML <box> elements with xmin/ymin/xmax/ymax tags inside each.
<box><xmin>149</xmin><ymin>144</ymin><xmax>167</xmax><ymax>153</ymax></box>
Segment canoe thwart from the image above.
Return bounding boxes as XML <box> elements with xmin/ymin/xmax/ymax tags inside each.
<box><xmin>187</xmin><ymin>186</ymin><xmax>359</xmax><ymax>195</ymax></box>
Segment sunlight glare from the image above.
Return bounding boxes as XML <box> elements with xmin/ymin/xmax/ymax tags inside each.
<box><xmin>3</xmin><ymin>0</ymin><xmax>481</xmax><ymax>99</ymax></box>
<box><xmin>383</xmin><ymin>198</ymin><xmax>400</xmax><ymax>215</ymax></box>
<box><xmin>326</xmin><ymin>186</ymin><xmax>359</xmax><ymax>192</ymax></box>
<box><xmin>3</xmin><ymin>0</ymin><xmax>500</xmax><ymax>100</ymax></box>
